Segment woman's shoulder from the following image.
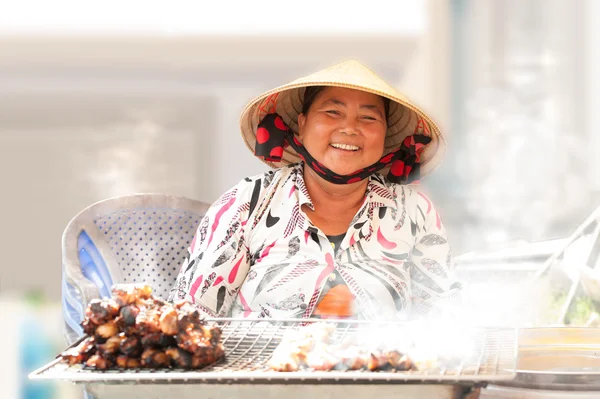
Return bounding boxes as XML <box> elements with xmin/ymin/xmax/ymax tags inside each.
<box><xmin>375</xmin><ymin>173</ymin><xmax>436</xmax><ymax>209</ymax></box>
<box><xmin>225</xmin><ymin>164</ymin><xmax>299</xmax><ymax>199</ymax></box>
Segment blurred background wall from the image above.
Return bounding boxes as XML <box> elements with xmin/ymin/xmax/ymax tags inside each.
<box><xmin>0</xmin><ymin>0</ymin><xmax>442</xmax><ymax>301</ymax></box>
<box><xmin>1</xmin><ymin>0</ymin><xmax>598</xmax><ymax>300</ymax></box>
<box><xmin>0</xmin><ymin>0</ymin><xmax>598</xmax><ymax>398</ymax></box>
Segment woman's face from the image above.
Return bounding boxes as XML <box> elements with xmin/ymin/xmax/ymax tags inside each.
<box><xmin>297</xmin><ymin>87</ymin><xmax>387</xmax><ymax>176</ymax></box>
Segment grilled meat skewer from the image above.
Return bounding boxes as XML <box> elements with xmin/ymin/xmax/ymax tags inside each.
<box><xmin>141</xmin><ymin>348</ymin><xmax>171</xmax><ymax>368</ymax></box>
<box><xmin>112</xmin><ymin>285</ymin><xmax>152</xmax><ymax>307</ymax></box>
<box><xmin>97</xmin><ymin>334</ymin><xmax>125</xmax><ymax>357</ymax></box>
<box><xmin>60</xmin><ymin>336</ymin><xmax>97</xmax><ymax>366</ymax></box>
<box><xmin>96</xmin><ymin>320</ymin><xmax>119</xmax><ymax>339</ymax></box>
<box><xmin>85</xmin><ymin>354</ymin><xmax>114</xmax><ymax>370</ymax></box>
<box><xmin>159</xmin><ymin>307</ymin><xmax>179</xmax><ymax>335</ymax></box>
<box><xmin>116</xmin><ymin>355</ymin><xmax>141</xmax><ymax>369</ymax></box>
<box><xmin>119</xmin><ymin>335</ymin><xmax>143</xmax><ymax>357</ymax></box>
<box><xmin>85</xmin><ymin>298</ymin><xmax>119</xmax><ymax>325</ymax></box>
<box><xmin>61</xmin><ymin>284</ymin><xmax>224</xmax><ymax>370</ymax></box>
<box><xmin>141</xmin><ymin>332</ymin><xmax>177</xmax><ymax>348</ymax></box>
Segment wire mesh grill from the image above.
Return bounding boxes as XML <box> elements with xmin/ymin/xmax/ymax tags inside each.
<box><xmin>30</xmin><ymin>318</ymin><xmax>518</xmax><ymax>384</ymax></box>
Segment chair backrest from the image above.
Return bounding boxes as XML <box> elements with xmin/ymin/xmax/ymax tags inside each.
<box><xmin>61</xmin><ymin>194</ymin><xmax>210</xmax><ymax>344</ymax></box>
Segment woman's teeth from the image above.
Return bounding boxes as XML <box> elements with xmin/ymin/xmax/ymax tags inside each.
<box><xmin>330</xmin><ymin>143</ymin><xmax>360</xmax><ymax>151</ymax></box>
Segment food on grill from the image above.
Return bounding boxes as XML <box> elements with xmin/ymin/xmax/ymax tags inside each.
<box><xmin>85</xmin><ymin>354</ymin><xmax>114</xmax><ymax>369</ymax></box>
<box><xmin>159</xmin><ymin>307</ymin><xmax>179</xmax><ymax>335</ymax></box>
<box><xmin>140</xmin><ymin>348</ymin><xmax>171</xmax><ymax>368</ymax></box>
<box><xmin>116</xmin><ymin>354</ymin><xmax>141</xmax><ymax>369</ymax></box>
<box><xmin>97</xmin><ymin>334</ymin><xmax>124</xmax><ymax>356</ymax></box>
<box><xmin>61</xmin><ymin>336</ymin><xmax>97</xmax><ymax>366</ymax></box>
<box><xmin>176</xmin><ymin>324</ymin><xmax>222</xmax><ymax>355</ymax></box>
<box><xmin>119</xmin><ymin>335</ymin><xmax>143</xmax><ymax>357</ymax></box>
<box><xmin>119</xmin><ymin>304</ymin><xmax>141</xmax><ymax>327</ymax></box>
<box><xmin>141</xmin><ymin>332</ymin><xmax>177</xmax><ymax>348</ymax></box>
<box><xmin>112</xmin><ymin>284</ymin><xmax>152</xmax><ymax>306</ymax></box>
<box><xmin>268</xmin><ymin>322</ymin><xmax>420</xmax><ymax>372</ymax></box>
<box><xmin>96</xmin><ymin>320</ymin><xmax>119</xmax><ymax>339</ymax></box>
<box><xmin>59</xmin><ymin>284</ymin><xmax>224</xmax><ymax>370</ymax></box>
<box><xmin>85</xmin><ymin>298</ymin><xmax>120</xmax><ymax>325</ymax></box>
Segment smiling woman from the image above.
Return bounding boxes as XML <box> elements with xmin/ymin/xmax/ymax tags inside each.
<box><xmin>297</xmin><ymin>87</ymin><xmax>388</xmax><ymax>177</ymax></box>
<box><xmin>169</xmin><ymin>60</ymin><xmax>460</xmax><ymax>321</ymax></box>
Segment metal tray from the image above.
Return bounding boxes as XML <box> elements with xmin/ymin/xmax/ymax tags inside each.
<box><xmin>29</xmin><ymin>318</ymin><xmax>518</xmax><ymax>385</ymax></box>
<box><xmin>495</xmin><ymin>327</ymin><xmax>600</xmax><ymax>391</ymax></box>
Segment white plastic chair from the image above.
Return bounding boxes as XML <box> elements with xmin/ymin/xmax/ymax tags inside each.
<box><xmin>61</xmin><ymin>194</ymin><xmax>210</xmax><ymax>345</ymax></box>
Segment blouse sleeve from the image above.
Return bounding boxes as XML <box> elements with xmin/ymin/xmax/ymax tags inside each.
<box><xmin>407</xmin><ymin>188</ymin><xmax>462</xmax><ymax>318</ymax></box>
<box><xmin>168</xmin><ymin>182</ymin><xmax>251</xmax><ymax>317</ymax></box>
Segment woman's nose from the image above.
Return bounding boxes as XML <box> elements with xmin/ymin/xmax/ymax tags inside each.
<box><xmin>340</xmin><ymin>117</ymin><xmax>360</xmax><ymax>135</ymax></box>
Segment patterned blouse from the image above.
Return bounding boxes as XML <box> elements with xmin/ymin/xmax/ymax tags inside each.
<box><xmin>168</xmin><ymin>162</ymin><xmax>460</xmax><ymax>320</ymax></box>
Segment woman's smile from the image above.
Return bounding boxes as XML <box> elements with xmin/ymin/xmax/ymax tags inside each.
<box><xmin>329</xmin><ymin>142</ymin><xmax>362</xmax><ymax>155</ymax></box>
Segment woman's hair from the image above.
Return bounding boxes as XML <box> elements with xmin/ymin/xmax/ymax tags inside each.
<box><xmin>302</xmin><ymin>86</ymin><xmax>391</xmax><ymax>122</ymax></box>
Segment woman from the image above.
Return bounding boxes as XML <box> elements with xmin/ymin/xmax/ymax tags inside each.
<box><xmin>169</xmin><ymin>60</ymin><xmax>461</xmax><ymax>321</ymax></box>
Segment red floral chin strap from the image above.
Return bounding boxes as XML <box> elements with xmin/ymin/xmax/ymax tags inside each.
<box><xmin>255</xmin><ymin>113</ymin><xmax>431</xmax><ymax>185</ymax></box>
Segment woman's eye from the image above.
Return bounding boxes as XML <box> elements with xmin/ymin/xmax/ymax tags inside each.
<box><xmin>362</xmin><ymin>116</ymin><xmax>377</xmax><ymax>121</ymax></box>
<box><xmin>325</xmin><ymin>110</ymin><xmax>340</xmax><ymax>115</ymax></box>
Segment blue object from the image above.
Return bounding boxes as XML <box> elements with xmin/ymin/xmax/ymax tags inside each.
<box><xmin>20</xmin><ymin>306</ymin><xmax>56</xmax><ymax>399</ymax></box>
<box><xmin>62</xmin><ymin>230</ymin><xmax>114</xmax><ymax>341</ymax></box>
<box><xmin>62</xmin><ymin>277</ymin><xmax>84</xmax><ymax>337</ymax></box>
<box><xmin>77</xmin><ymin>230</ymin><xmax>113</xmax><ymax>299</ymax></box>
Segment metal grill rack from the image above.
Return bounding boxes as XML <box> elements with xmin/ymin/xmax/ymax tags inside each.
<box><xmin>30</xmin><ymin>318</ymin><xmax>518</xmax><ymax>384</ymax></box>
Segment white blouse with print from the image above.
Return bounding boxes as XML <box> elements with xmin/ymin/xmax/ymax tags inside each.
<box><xmin>168</xmin><ymin>162</ymin><xmax>460</xmax><ymax>320</ymax></box>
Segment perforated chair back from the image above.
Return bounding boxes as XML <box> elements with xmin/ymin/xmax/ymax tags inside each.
<box><xmin>61</xmin><ymin>194</ymin><xmax>209</xmax><ymax>344</ymax></box>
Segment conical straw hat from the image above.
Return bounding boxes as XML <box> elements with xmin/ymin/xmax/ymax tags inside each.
<box><xmin>239</xmin><ymin>60</ymin><xmax>446</xmax><ymax>179</ymax></box>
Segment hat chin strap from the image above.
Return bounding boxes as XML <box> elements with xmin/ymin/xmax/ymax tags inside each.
<box><xmin>254</xmin><ymin>113</ymin><xmax>430</xmax><ymax>185</ymax></box>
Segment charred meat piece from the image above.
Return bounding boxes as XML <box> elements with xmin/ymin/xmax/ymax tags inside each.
<box><xmin>386</xmin><ymin>350</ymin><xmax>416</xmax><ymax>371</ymax></box>
<box><xmin>141</xmin><ymin>332</ymin><xmax>177</xmax><ymax>348</ymax></box>
<box><xmin>119</xmin><ymin>304</ymin><xmax>141</xmax><ymax>327</ymax></box>
<box><xmin>120</xmin><ymin>335</ymin><xmax>142</xmax><ymax>357</ymax></box>
<box><xmin>140</xmin><ymin>348</ymin><xmax>171</xmax><ymax>368</ymax></box>
<box><xmin>85</xmin><ymin>354</ymin><xmax>114</xmax><ymax>370</ymax></box>
<box><xmin>94</xmin><ymin>335</ymin><xmax>108</xmax><ymax>345</ymax></box>
<box><xmin>112</xmin><ymin>284</ymin><xmax>152</xmax><ymax>307</ymax></box>
<box><xmin>197</xmin><ymin>343</ymin><xmax>225</xmax><ymax>366</ymax></box>
<box><xmin>159</xmin><ymin>307</ymin><xmax>179</xmax><ymax>335</ymax></box>
<box><xmin>135</xmin><ymin>308</ymin><xmax>162</xmax><ymax>335</ymax></box>
<box><xmin>208</xmin><ymin>326</ymin><xmax>222</xmax><ymax>347</ymax></box>
<box><xmin>166</xmin><ymin>347</ymin><xmax>193</xmax><ymax>369</ymax></box>
<box><xmin>176</xmin><ymin>326</ymin><xmax>219</xmax><ymax>357</ymax></box>
<box><xmin>85</xmin><ymin>298</ymin><xmax>119</xmax><ymax>325</ymax></box>
<box><xmin>97</xmin><ymin>334</ymin><xmax>125</xmax><ymax>357</ymax></box>
<box><xmin>363</xmin><ymin>350</ymin><xmax>418</xmax><ymax>372</ymax></box>
<box><xmin>60</xmin><ymin>336</ymin><xmax>97</xmax><ymax>365</ymax></box>
<box><xmin>114</xmin><ymin>315</ymin><xmax>138</xmax><ymax>337</ymax></box>
<box><xmin>167</xmin><ymin>345</ymin><xmax>223</xmax><ymax>369</ymax></box>
<box><xmin>363</xmin><ymin>350</ymin><xmax>417</xmax><ymax>372</ymax></box>
<box><xmin>367</xmin><ymin>351</ymin><xmax>390</xmax><ymax>371</ymax></box>
<box><xmin>116</xmin><ymin>355</ymin><xmax>141</xmax><ymax>369</ymax></box>
<box><xmin>190</xmin><ymin>354</ymin><xmax>213</xmax><ymax>369</ymax></box>
<box><xmin>81</xmin><ymin>319</ymin><xmax>98</xmax><ymax>336</ymax></box>
<box><xmin>174</xmin><ymin>301</ymin><xmax>203</xmax><ymax>328</ymax></box>
<box><xmin>96</xmin><ymin>320</ymin><xmax>119</xmax><ymax>339</ymax></box>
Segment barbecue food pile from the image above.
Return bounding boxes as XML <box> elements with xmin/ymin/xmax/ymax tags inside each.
<box><xmin>60</xmin><ymin>284</ymin><xmax>224</xmax><ymax>370</ymax></box>
<box><xmin>268</xmin><ymin>322</ymin><xmax>420</xmax><ymax>372</ymax></box>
